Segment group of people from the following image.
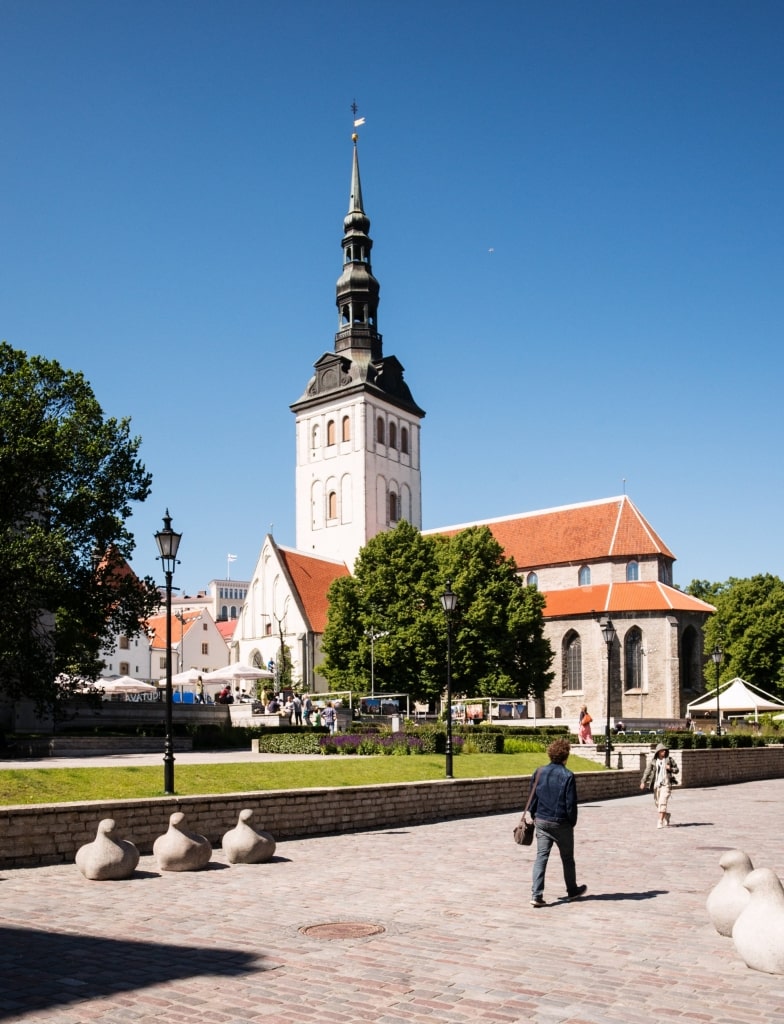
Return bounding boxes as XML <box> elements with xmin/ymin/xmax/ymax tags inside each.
<box><xmin>525</xmin><ymin>737</ymin><xmax>679</xmax><ymax>907</ymax></box>
<box><xmin>258</xmin><ymin>692</ymin><xmax>338</xmax><ymax>733</ymax></box>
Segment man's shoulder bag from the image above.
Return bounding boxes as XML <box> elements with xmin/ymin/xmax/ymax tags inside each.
<box><xmin>513</xmin><ymin>769</ymin><xmax>540</xmax><ymax>846</ymax></box>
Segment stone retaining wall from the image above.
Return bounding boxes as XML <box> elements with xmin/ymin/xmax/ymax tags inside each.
<box><xmin>2</xmin><ymin>747</ymin><xmax>781</xmax><ymax>870</ymax></box>
<box><xmin>1</xmin><ymin>770</ymin><xmax>641</xmax><ymax>869</ymax></box>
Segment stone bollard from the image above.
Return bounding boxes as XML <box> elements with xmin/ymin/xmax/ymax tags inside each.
<box><xmin>706</xmin><ymin>849</ymin><xmax>753</xmax><ymax>937</ymax></box>
<box><xmin>153</xmin><ymin>811</ymin><xmax>212</xmax><ymax>872</ymax></box>
<box><xmin>75</xmin><ymin>818</ymin><xmax>140</xmax><ymax>881</ymax></box>
<box><xmin>732</xmin><ymin>867</ymin><xmax>784</xmax><ymax>974</ymax></box>
<box><xmin>222</xmin><ymin>808</ymin><xmax>277</xmax><ymax>864</ymax></box>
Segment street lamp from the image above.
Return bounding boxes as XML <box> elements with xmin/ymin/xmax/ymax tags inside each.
<box><xmin>155</xmin><ymin>510</ymin><xmax>182</xmax><ymax>795</ymax></box>
<box><xmin>364</xmin><ymin>627</ymin><xmax>389</xmax><ymax>698</ymax></box>
<box><xmin>601</xmin><ymin>619</ymin><xmax>617</xmax><ymax>769</ymax></box>
<box><xmin>440</xmin><ymin>580</ymin><xmax>459</xmax><ymax>779</ymax></box>
<box><xmin>712</xmin><ymin>646</ymin><xmax>724</xmax><ymax>736</ymax></box>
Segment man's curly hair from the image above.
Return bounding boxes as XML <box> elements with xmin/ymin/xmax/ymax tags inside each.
<box><xmin>547</xmin><ymin>738</ymin><xmax>571</xmax><ymax>764</ymax></box>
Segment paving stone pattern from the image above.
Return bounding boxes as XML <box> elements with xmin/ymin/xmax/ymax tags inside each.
<box><xmin>1</xmin><ymin>777</ymin><xmax>784</xmax><ymax>1023</ymax></box>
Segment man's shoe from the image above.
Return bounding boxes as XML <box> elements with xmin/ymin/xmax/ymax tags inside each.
<box><xmin>567</xmin><ymin>884</ymin><xmax>588</xmax><ymax>901</ymax></box>
<box><xmin>530</xmin><ymin>897</ymin><xmax>546</xmax><ymax>908</ymax></box>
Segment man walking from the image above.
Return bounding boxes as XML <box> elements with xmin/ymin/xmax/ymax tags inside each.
<box><xmin>528</xmin><ymin>738</ymin><xmax>587</xmax><ymax>907</ymax></box>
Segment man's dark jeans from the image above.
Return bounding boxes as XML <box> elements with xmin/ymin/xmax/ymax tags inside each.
<box><xmin>531</xmin><ymin>820</ymin><xmax>577</xmax><ymax>899</ymax></box>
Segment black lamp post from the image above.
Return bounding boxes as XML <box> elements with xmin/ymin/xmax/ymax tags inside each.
<box><xmin>364</xmin><ymin>627</ymin><xmax>389</xmax><ymax>698</ymax></box>
<box><xmin>155</xmin><ymin>510</ymin><xmax>182</xmax><ymax>795</ymax></box>
<box><xmin>601</xmin><ymin>619</ymin><xmax>617</xmax><ymax>769</ymax></box>
<box><xmin>440</xmin><ymin>580</ymin><xmax>458</xmax><ymax>779</ymax></box>
<box><xmin>712</xmin><ymin>646</ymin><xmax>724</xmax><ymax>736</ymax></box>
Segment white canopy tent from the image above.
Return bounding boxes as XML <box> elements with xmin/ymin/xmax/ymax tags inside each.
<box><xmin>202</xmin><ymin>662</ymin><xmax>274</xmax><ymax>699</ymax></box>
<box><xmin>203</xmin><ymin>663</ymin><xmax>274</xmax><ymax>683</ymax></box>
<box><xmin>687</xmin><ymin>677</ymin><xmax>784</xmax><ymax>722</ymax></box>
<box><xmin>98</xmin><ymin>677</ymin><xmax>159</xmax><ymax>701</ymax></box>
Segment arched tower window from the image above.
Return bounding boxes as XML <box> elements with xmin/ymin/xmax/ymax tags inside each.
<box><xmin>578</xmin><ymin>565</ymin><xmax>591</xmax><ymax>586</ymax></box>
<box><xmin>326</xmin><ymin>420</ymin><xmax>336</xmax><ymax>446</ymax></box>
<box><xmin>626</xmin><ymin>560</ymin><xmax>639</xmax><ymax>582</ymax></box>
<box><xmin>341</xmin><ymin>304</ymin><xmax>350</xmax><ymax>326</ymax></box>
<box><xmin>327</xmin><ymin>491</ymin><xmax>337</xmax><ymax>520</ymax></box>
<box><xmin>681</xmin><ymin>625</ymin><xmax>701</xmax><ymax>692</ymax></box>
<box><xmin>389</xmin><ymin>492</ymin><xmax>398</xmax><ymax>523</ymax></box>
<box><xmin>563</xmin><ymin>632</ymin><xmax>582</xmax><ymax>691</ymax></box>
<box><xmin>389</xmin><ymin>422</ymin><xmax>397</xmax><ymax>449</ymax></box>
<box><xmin>376</xmin><ymin>417</ymin><xmax>385</xmax><ymax>444</ymax></box>
<box><xmin>400</xmin><ymin>427</ymin><xmax>409</xmax><ymax>454</ymax></box>
<box><xmin>624</xmin><ymin>627</ymin><xmax>643</xmax><ymax>691</ymax></box>
<box><xmin>341</xmin><ymin>415</ymin><xmax>350</xmax><ymax>442</ymax></box>
<box><xmin>526</xmin><ymin>572</ymin><xmax>538</xmax><ymax>588</ymax></box>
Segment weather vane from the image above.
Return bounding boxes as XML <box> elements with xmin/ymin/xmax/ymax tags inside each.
<box><xmin>351</xmin><ymin>99</ymin><xmax>365</xmax><ymax>141</ymax></box>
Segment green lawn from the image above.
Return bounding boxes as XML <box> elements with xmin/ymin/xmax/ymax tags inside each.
<box><xmin>0</xmin><ymin>752</ymin><xmax>602</xmax><ymax>805</ymax></box>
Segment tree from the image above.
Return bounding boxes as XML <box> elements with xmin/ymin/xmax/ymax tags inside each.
<box><xmin>687</xmin><ymin>574</ymin><xmax>784</xmax><ymax>697</ymax></box>
<box><xmin>320</xmin><ymin>521</ymin><xmax>553</xmax><ymax>705</ymax></box>
<box><xmin>435</xmin><ymin>527</ymin><xmax>554</xmax><ymax>702</ymax></box>
<box><xmin>0</xmin><ymin>343</ymin><xmax>160</xmax><ymax>709</ymax></box>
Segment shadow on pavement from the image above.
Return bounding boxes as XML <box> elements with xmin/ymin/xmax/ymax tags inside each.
<box><xmin>580</xmin><ymin>889</ymin><xmax>668</xmax><ymax>902</ymax></box>
<box><xmin>0</xmin><ymin>926</ymin><xmax>261</xmax><ymax>1020</ymax></box>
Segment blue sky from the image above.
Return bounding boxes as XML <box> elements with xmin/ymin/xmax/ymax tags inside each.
<box><xmin>2</xmin><ymin>1</ymin><xmax>782</xmax><ymax>595</ymax></box>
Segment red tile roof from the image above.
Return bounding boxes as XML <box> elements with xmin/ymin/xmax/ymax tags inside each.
<box><xmin>542</xmin><ymin>582</ymin><xmax>715</xmax><ymax>619</ymax></box>
<box><xmin>146</xmin><ymin>608</ymin><xmax>205</xmax><ymax>649</ymax></box>
<box><xmin>431</xmin><ymin>495</ymin><xmax>675</xmax><ymax>568</ymax></box>
<box><xmin>278</xmin><ymin>547</ymin><xmax>350</xmax><ymax>633</ymax></box>
<box><xmin>216</xmin><ymin>619</ymin><xmax>238</xmax><ymax>641</ymax></box>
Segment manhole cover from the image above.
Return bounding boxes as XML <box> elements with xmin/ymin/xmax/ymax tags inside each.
<box><xmin>300</xmin><ymin>922</ymin><xmax>385</xmax><ymax>940</ymax></box>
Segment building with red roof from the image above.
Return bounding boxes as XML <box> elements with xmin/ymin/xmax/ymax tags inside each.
<box><xmin>232</xmin><ymin>139</ymin><xmax>714</xmax><ymax>716</ymax></box>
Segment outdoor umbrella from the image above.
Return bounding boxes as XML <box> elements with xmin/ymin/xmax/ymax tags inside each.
<box><xmin>203</xmin><ymin>663</ymin><xmax>274</xmax><ymax>683</ymax></box>
<box><xmin>99</xmin><ymin>678</ymin><xmax>159</xmax><ymax>696</ymax></box>
<box><xmin>170</xmin><ymin>668</ymin><xmax>205</xmax><ymax>685</ymax></box>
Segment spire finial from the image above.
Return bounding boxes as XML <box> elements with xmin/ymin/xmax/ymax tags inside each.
<box><xmin>351</xmin><ymin>99</ymin><xmax>365</xmax><ymax>142</ymax></box>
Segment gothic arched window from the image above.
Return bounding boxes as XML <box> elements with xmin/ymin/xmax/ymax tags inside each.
<box><xmin>389</xmin><ymin>422</ymin><xmax>397</xmax><ymax>449</ymax></box>
<box><xmin>327</xmin><ymin>491</ymin><xmax>337</xmax><ymax>520</ymax></box>
<box><xmin>389</xmin><ymin>492</ymin><xmax>398</xmax><ymax>523</ymax></box>
<box><xmin>326</xmin><ymin>420</ymin><xmax>336</xmax><ymax>446</ymax></box>
<box><xmin>526</xmin><ymin>572</ymin><xmax>538</xmax><ymax>588</ymax></box>
<box><xmin>342</xmin><ymin>415</ymin><xmax>350</xmax><ymax>442</ymax></box>
<box><xmin>624</xmin><ymin>627</ymin><xmax>643</xmax><ymax>691</ymax></box>
<box><xmin>578</xmin><ymin>565</ymin><xmax>591</xmax><ymax>586</ymax></box>
<box><xmin>626</xmin><ymin>560</ymin><xmax>639</xmax><ymax>582</ymax></box>
<box><xmin>401</xmin><ymin>427</ymin><xmax>409</xmax><ymax>454</ymax></box>
<box><xmin>563</xmin><ymin>632</ymin><xmax>582</xmax><ymax>691</ymax></box>
<box><xmin>376</xmin><ymin>417</ymin><xmax>385</xmax><ymax>444</ymax></box>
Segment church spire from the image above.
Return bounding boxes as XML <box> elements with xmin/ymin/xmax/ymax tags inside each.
<box><xmin>334</xmin><ymin>135</ymin><xmax>382</xmax><ymax>362</ymax></box>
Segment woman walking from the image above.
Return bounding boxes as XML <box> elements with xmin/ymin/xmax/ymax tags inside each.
<box><xmin>577</xmin><ymin>705</ymin><xmax>593</xmax><ymax>744</ymax></box>
<box><xmin>640</xmin><ymin>743</ymin><xmax>679</xmax><ymax>828</ymax></box>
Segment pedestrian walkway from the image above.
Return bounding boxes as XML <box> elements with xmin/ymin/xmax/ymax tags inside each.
<box><xmin>1</xmin><ymin>778</ymin><xmax>783</xmax><ymax>1023</ymax></box>
<box><xmin>0</xmin><ymin>749</ymin><xmax>326</xmax><ymax>769</ymax></box>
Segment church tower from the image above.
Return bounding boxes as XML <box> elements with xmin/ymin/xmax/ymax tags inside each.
<box><xmin>291</xmin><ymin>134</ymin><xmax>425</xmax><ymax>567</ymax></box>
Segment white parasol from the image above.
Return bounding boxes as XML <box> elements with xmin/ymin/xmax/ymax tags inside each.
<box><xmin>202</xmin><ymin>663</ymin><xmax>274</xmax><ymax>683</ymax></box>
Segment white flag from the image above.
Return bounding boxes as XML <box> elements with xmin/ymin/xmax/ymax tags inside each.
<box><xmin>353</xmin><ymin>117</ymin><xmax>365</xmax><ymax>127</ymax></box>
<box><xmin>227</xmin><ymin>554</ymin><xmax>237</xmax><ymax>562</ymax></box>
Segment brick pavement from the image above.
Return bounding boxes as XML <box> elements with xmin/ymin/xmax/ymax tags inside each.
<box><xmin>1</xmin><ymin>777</ymin><xmax>783</xmax><ymax>1023</ymax></box>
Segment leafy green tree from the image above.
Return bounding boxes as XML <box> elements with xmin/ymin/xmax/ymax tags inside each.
<box><xmin>0</xmin><ymin>342</ymin><xmax>160</xmax><ymax>709</ymax></box>
<box><xmin>687</xmin><ymin>574</ymin><xmax>784</xmax><ymax>696</ymax></box>
<box><xmin>320</xmin><ymin>521</ymin><xmax>553</xmax><ymax>705</ymax></box>
<box><xmin>435</xmin><ymin>526</ymin><xmax>554</xmax><ymax>702</ymax></box>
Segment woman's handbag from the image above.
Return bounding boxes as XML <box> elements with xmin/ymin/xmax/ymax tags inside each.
<box><xmin>513</xmin><ymin>769</ymin><xmax>540</xmax><ymax>846</ymax></box>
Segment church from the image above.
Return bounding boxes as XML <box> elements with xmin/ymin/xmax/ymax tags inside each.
<box><xmin>233</xmin><ymin>134</ymin><xmax>714</xmax><ymax>724</ymax></box>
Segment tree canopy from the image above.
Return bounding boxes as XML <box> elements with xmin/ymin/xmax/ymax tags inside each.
<box><xmin>687</xmin><ymin>574</ymin><xmax>784</xmax><ymax>697</ymax></box>
<box><xmin>320</xmin><ymin>521</ymin><xmax>553</xmax><ymax>705</ymax></box>
<box><xmin>0</xmin><ymin>342</ymin><xmax>160</xmax><ymax>708</ymax></box>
